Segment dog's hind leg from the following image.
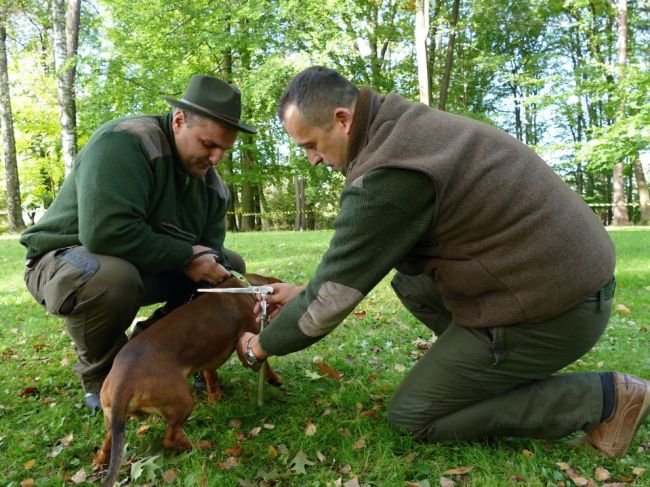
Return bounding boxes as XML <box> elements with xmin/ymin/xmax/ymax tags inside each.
<box><xmin>162</xmin><ymin>390</ymin><xmax>194</xmax><ymax>451</ymax></box>
<box><xmin>204</xmin><ymin>370</ymin><xmax>223</xmax><ymax>403</ymax></box>
<box><xmin>93</xmin><ymin>416</ymin><xmax>113</xmax><ymax>466</ymax></box>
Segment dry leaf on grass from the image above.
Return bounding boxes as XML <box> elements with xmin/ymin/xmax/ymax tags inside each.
<box><xmin>20</xmin><ymin>480</ymin><xmax>35</xmax><ymax>487</ymax></box>
<box><xmin>162</xmin><ymin>469</ymin><xmax>178</xmax><ymax>484</ymax></box>
<box><xmin>344</xmin><ymin>478</ymin><xmax>361</xmax><ymax>487</ymax></box>
<box><xmin>615</xmin><ymin>303</ymin><xmax>631</xmax><ymax>314</ymax></box>
<box><xmin>521</xmin><ymin>449</ymin><xmax>534</xmax><ymax>457</ymax></box>
<box><xmin>70</xmin><ymin>468</ymin><xmax>87</xmax><ymax>484</ymax></box>
<box><xmin>633</xmin><ymin>467</ymin><xmax>646</xmax><ymax>476</ymax></box>
<box><xmin>198</xmin><ymin>440</ymin><xmax>213</xmax><ymax>450</ymax></box>
<box><xmin>353</xmin><ymin>310</ymin><xmax>367</xmax><ymax>319</ymax></box>
<box><xmin>224</xmin><ymin>444</ymin><xmax>243</xmax><ymax>457</ymax></box>
<box><xmin>248</xmin><ymin>426</ymin><xmax>262</xmax><ymax>438</ymax></box>
<box><xmin>268</xmin><ymin>445</ymin><xmax>278</xmax><ymax>459</ymax></box>
<box><xmin>305</xmin><ymin>421</ymin><xmax>317</xmax><ymax>436</ymax></box>
<box><xmin>439</xmin><ymin>477</ymin><xmax>455</xmax><ymax>487</ymax></box>
<box><xmin>218</xmin><ymin>456</ymin><xmax>239</xmax><ymax>470</ymax></box>
<box><xmin>352</xmin><ymin>436</ymin><xmax>366</xmax><ymax>449</ymax></box>
<box><xmin>137</xmin><ymin>424</ymin><xmax>151</xmax><ymax>436</ymax></box>
<box><xmin>595</xmin><ymin>467</ymin><xmax>611</xmax><ymax>481</ymax></box>
<box><xmin>229</xmin><ymin>419</ymin><xmax>242</xmax><ymax>428</ymax></box>
<box><xmin>315</xmin><ymin>361</ymin><xmax>343</xmax><ymax>380</ymax></box>
<box><xmin>443</xmin><ymin>466</ymin><xmax>473</xmax><ymax>475</ymax></box>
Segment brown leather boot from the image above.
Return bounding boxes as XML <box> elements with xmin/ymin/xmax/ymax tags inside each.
<box><xmin>587</xmin><ymin>373</ymin><xmax>650</xmax><ymax>458</ymax></box>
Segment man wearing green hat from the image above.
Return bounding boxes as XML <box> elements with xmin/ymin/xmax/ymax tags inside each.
<box><xmin>20</xmin><ymin>74</ymin><xmax>256</xmax><ymax>413</ymax></box>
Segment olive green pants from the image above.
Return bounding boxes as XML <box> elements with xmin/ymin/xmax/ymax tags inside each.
<box><xmin>388</xmin><ymin>272</ymin><xmax>615</xmax><ymax>441</ymax></box>
<box><xmin>24</xmin><ymin>246</ymin><xmax>245</xmax><ymax>394</ymax></box>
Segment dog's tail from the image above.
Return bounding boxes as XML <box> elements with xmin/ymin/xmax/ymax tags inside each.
<box><xmin>102</xmin><ymin>403</ymin><xmax>128</xmax><ymax>487</ymax></box>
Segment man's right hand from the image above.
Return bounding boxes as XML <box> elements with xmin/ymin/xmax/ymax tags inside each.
<box><xmin>254</xmin><ymin>283</ymin><xmax>305</xmax><ymax>321</ymax></box>
<box><xmin>183</xmin><ymin>245</ymin><xmax>231</xmax><ymax>285</ymax></box>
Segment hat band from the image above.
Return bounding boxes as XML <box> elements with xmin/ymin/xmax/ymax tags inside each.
<box><xmin>179</xmin><ymin>98</ymin><xmax>241</xmax><ymax>125</ymax></box>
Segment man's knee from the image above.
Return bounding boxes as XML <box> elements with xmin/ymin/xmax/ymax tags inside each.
<box><xmin>224</xmin><ymin>248</ymin><xmax>246</xmax><ymax>274</ymax></box>
<box><xmin>387</xmin><ymin>392</ymin><xmax>435</xmax><ymax>440</ymax></box>
<box><xmin>77</xmin><ymin>255</ymin><xmax>143</xmax><ymax>310</ymax></box>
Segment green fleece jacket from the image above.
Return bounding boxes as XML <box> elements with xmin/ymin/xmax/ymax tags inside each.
<box><xmin>20</xmin><ymin>112</ymin><xmax>230</xmax><ymax>272</ymax></box>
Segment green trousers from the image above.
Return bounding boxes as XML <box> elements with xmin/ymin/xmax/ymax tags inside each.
<box><xmin>388</xmin><ymin>272</ymin><xmax>615</xmax><ymax>441</ymax></box>
<box><xmin>24</xmin><ymin>246</ymin><xmax>245</xmax><ymax>394</ymax></box>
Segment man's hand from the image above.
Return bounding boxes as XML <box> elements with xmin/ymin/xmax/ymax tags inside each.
<box><xmin>254</xmin><ymin>283</ymin><xmax>305</xmax><ymax>321</ymax></box>
<box><xmin>183</xmin><ymin>245</ymin><xmax>230</xmax><ymax>285</ymax></box>
<box><xmin>236</xmin><ymin>332</ymin><xmax>268</xmax><ymax>371</ymax></box>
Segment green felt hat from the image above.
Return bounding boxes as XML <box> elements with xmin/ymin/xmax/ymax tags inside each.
<box><xmin>165</xmin><ymin>74</ymin><xmax>257</xmax><ymax>134</ymax></box>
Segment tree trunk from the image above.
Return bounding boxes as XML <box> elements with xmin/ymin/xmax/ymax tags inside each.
<box><xmin>633</xmin><ymin>159</ymin><xmax>650</xmax><ymax>224</ymax></box>
<box><xmin>612</xmin><ymin>163</ymin><xmax>629</xmax><ymax>226</ymax></box>
<box><xmin>52</xmin><ymin>0</ymin><xmax>80</xmax><ymax>176</ymax></box>
<box><xmin>415</xmin><ymin>0</ymin><xmax>430</xmax><ymax>105</ymax></box>
<box><xmin>0</xmin><ymin>16</ymin><xmax>25</xmax><ymax>232</ymax></box>
<box><xmin>611</xmin><ymin>0</ymin><xmax>629</xmax><ymax>226</ymax></box>
<box><xmin>239</xmin><ymin>135</ymin><xmax>256</xmax><ymax>231</ymax></box>
<box><xmin>427</xmin><ymin>0</ymin><xmax>443</xmax><ymax>100</ymax></box>
<box><xmin>437</xmin><ymin>0</ymin><xmax>460</xmax><ymax>111</ymax></box>
<box><xmin>294</xmin><ymin>175</ymin><xmax>305</xmax><ymax>231</ymax></box>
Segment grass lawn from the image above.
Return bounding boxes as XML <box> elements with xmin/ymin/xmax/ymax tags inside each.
<box><xmin>0</xmin><ymin>229</ymin><xmax>648</xmax><ymax>487</ymax></box>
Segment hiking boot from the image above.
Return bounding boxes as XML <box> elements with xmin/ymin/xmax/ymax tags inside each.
<box><xmin>193</xmin><ymin>372</ymin><xmax>207</xmax><ymax>390</ymax></box>
<box><xmin>84</xmin><ymin>392</ymin><xmax>102</xmax><ymax>415</ymax></box>
<box><xmin>587</xmin><ymin>373</ymin><xmax>650</xmax><ymax>458</ymax></box>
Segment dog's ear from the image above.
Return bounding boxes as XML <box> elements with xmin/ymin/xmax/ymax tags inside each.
<box><xmin>244</xmin><ymin>273</ymin><xmax>284</xmax><ymax>285</ymax></box>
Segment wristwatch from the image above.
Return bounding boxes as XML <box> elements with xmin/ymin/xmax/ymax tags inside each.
<box><xmin>245</xmin><ymin>337</ymin><xmax>266</xmax><ymax>368</ymax></box>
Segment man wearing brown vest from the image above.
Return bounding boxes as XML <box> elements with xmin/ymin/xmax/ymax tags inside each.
<box><xmin>237</xmin><ymin>66</ymin><xmax>649</xmax><ymax>459</ymax></box>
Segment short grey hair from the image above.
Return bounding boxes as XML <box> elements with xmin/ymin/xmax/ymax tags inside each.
<box><xmin>277</xmin><ymin>66</ymin><xmax>359</xmax><ymax>128</ymax></box>
<box><xmin>173</xmin><ymin>107</ymin><xmax>206</xmax><ymax>127</ymax></box>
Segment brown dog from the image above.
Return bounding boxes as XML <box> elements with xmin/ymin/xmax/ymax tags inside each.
<box><xmin>93</xmin><ymin>274</ymin><xmax>280</xmax><ymax>486</ymax></box>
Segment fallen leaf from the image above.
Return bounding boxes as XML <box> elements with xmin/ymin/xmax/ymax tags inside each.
<box><xmin>633</xmin><ymin>467</ymin><xmax>646</xmax><ymax>476</ymax></box>
<box><xmin>355</xmin><ymin>402</ymin><xmax>364</xmax><ymax>411</ymax></box>
<box><xmin>162</xmin><ymin>469</ymin><xmax>178</xmax><ymax>484</ymax></box>
<box><xmin>521</xmin><ymin>449</ymin><xmax>534</xmax><ymax>457</ymax></box>
<box><xmin>70</xmin><ymin>468</ymin><xmax>87</xmax><ymax>484</ymax></box>
<box><xmin>315</xmin><ymin>362</ymin><xmax>342</xmax><ymax>380</ymax></box>
<box><xmin>316</xmin><ymin>451</ymin><xmax>326</xmax><ymax>462</ymax></box>
<box><xmin>305</xmin><ymin>421</ymin><xmax>317</xmax><ymax>436</ymax></box>
<box><xmin>268</xmin><ymin>445</ymin><xmax>278</xmax><ymax>459</ymax></box>
<box><xmin>60</xmin><ymin>357</ymin><xmax>70</xmax><ymax>366</ymax></box>
<box><xmin>24</xmin><ymin>460</ymin><xmax>36</xmax><ymax>470</ymax></box>
<box><xmin>229</xmin><ymin>419</ymin><xmax>242</xmax><ymax>428</ymax></box>
<box><xmin>615</xmin><ymin>304</ymin><xmax>631</xmax><ymax>314</ymax></box>
<box><xmin>248</xmin><ymin>426</ymin><xmax>262</xmax><ymax>438</ymax></box>
<box><xmin>353</xmin><ymin>310</ymin><xmax>366</xmax><ymax>319</ymax></box>
<box><xmin>263</xmin><ymin>423</ymin><xmax>275</xmax><ymax>429</ymax></box>
<box><xmin>394</xmin><ymin>364</ymin><xmax>406</xmax><ymax>372</ymax></box>
<box><xmin>225</xmin><ymin>444</ymin><xmax>243</xmax><ymax>457</ymax></box>
<box><xmin>344</xmin><ymin>478</ymin><xmax>361</xmax><ymax>487</ymax></box>
<box><xmin>508</xmin><ymin>475</ymin><xmax>525</xmax><ymax>482</ymax></box>
<box><xmin>353</xmin><ymin>436</ymin><xmax>366</xmax><ymax>449</ymax></box>
<box><xmin>137</xmin><ymin>424</ymin><xmax>151</xmax><ymax>436</ymax></box>
<box><xmin>290</xmin><ymin>450</ymin><xmax>315</xmax><ymax>474</ymax></box>
<box><xmin>198</xmin><ymin>440</ymin><xmax>213</xmax><ymax>450</ymax></box>
<box><xmin>556</xmin><ymin>462</ymin><xmax>570</xmax><ymax>471</ymax></box>
<box><xmin>595</xmin><ymin>467</ymin><xmax>611</xmax><ymax>481</ymax></box>
<box><xmin>218</xmin><ymin>456</ymin><xmax>239</xmax><ymax>470</ymax></box>
<box><xmin>339</xmin><ymin>464</ymin><xmax>352</xmax><ymax>474</ymax></box>
<box><xmin>368</xmin><ymin>374</ymin><xmax>377</xmax><ymax>383</ymax></box>
<box><xmin>440</xmin><ymin>477</ymin><xmax>455</xmax><ymax>487</ymax></box>
<box><xmin>278</xmin><ymin>444</ymin><xmax>289</xmax><ymax>456</ymax></box>
<box><xmin>443</xmin><ymin>466</ymin><xmax>473</xmax><ymax>475</ymax></box>
<box><xmin>20</xmin><ymin>480</ymin><xmax>34</xmax><ymax>487</ymax></box>
<box><xmin>19</xmin><ymin>387</ymin><xmax>39</xmax><ymax>397</ymax></box>
<box><xmin>601</xmin><ymin>483</ymin><xmax>626</xmax><ymax>487</ymax></box>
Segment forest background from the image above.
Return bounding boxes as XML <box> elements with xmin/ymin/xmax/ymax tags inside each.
<box><xmin>0</xmin><ymin>0</ymin><xmax>649</xmax><ymax>234</ymax></box>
